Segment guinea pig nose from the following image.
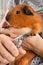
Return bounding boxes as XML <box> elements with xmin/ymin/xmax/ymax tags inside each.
<box><xmin>23</xmin><ymin>6</ymin><xmax>33</xmax><ymax>15</ymax></box>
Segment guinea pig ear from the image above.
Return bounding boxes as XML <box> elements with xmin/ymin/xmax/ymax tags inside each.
<box><xmin>23</xmin><ymin>6</ymin><xmax>33</xmax><ymax>15</ymax></box>
<box><xmin>6</xmin><ymin>12</ymin><xmax>11</xmax><ymax>21</ymax></box>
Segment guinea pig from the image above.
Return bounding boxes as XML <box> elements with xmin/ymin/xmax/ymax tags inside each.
<box><xmin>6</xmin><ymin>3</ymin><xmax>42</xmax><ymax>34</ymax></box>
<box><xmin>5</xmin><ymin>3</ymin><xmax>43</xmax><ymax>65</ymax></box>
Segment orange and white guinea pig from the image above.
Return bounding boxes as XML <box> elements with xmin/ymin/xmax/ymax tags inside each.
<box><xmin>5</xmin><ymin>3</ymin><xmax>43</xmax><ymax>65</ymax></box>
<box><xmin>6</xmin><ymin>3</ymin><xmax>42</xmax><ymax>34</ymax></box>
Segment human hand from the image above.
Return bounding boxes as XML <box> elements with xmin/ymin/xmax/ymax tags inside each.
<box><xmin>24</xmin><ymin>34</ymin><xmax>43</xmax><ymax>57</ymax></box>
<box><xmin>1</xmin><ymin>27</ymin><xmax>42</xmax><ymax>52</ymax></box>
<box><xmin>0</xmin><ymin>34</ymin><xmax>26</xmax><ymax>65</ymax></box>
<box><xmin>0</xmin><ymin>27</ymin><xmax>31</xmax><ymax>38</ymax></box>
<box><xmin>26</xmin><ymin>34</ymin><xmax>43</xmax><ymax>46</ymax></box>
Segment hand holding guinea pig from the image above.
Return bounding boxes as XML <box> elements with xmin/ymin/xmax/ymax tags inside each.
<box><xmin>0</xmin><ymin>3</ymin><xmax>43</xmax><ymax>65</ymax></box>
<box><xmin>0</xmin><ymin>30</ymin><xmax>26</xmax><ymax>65</ymax></box>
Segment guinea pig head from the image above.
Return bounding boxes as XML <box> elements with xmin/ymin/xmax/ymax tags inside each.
<box><xmin>6</xmin><ymin>4</ymin><xmax>43</xmax><ymax>34</ymax></box>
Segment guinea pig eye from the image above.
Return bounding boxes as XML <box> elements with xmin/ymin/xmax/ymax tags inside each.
<box><xmin>16</xmin><ymin>11</ymin><xmax>20</xmax><ymax>14</ymax></box>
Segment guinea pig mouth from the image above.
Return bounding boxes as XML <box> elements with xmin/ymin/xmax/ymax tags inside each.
<box><xmin>2</xmin><ymin>22</ymin><xmax>10</xmax><ymax>28</ymax></box>
<box><xmin>23</xmin><ymin>6</ymin><xmax>33</xmax><ymax>15</ymax></box>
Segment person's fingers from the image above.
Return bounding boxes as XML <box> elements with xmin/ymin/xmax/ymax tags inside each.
<box><xmin>0</xmin><ymin>63</ymin><xmax>6</xmax><ymax>65</ymax></box>
<box><xmin>12</xmin><ymin>37</ymin><xmax>26</xmax><ymax>55</ymax></box>
<box><xmin>10</xmin><ymin>33</ymin><xmax>18</xmax><ymax>38</ymax></box>
<box><xmin>20</xmin><ymin>28</ymin><xmax>32</xmax><ymax>34</ymax></box>
<box><xmin>13</xmin><ymin>27</ymin><xmax>32</xmax><ymax>35</ymax></box>
<box><xmin>0</xmin><ymin>55</ymin><xmax>9</xmax><ymax>65</ymax></box>
<box><xmin>0</xmin><ymin>43</ymin><xmax>15</xmax><ymax>62</ymax></box>
<box><xmin>0</xmin><ymin>28</ymin><xmax>18</xmax><ymax>38</ymax></box>
<box><xmin>0</xmin><ymin>28</ymin><xmax>10</xmax><ymax>34</ymax></box>
<box><xmin>5</xmin><ymin>27</ymin><xmax>31</xmax><ymax>35</ymax></box>
<box><xmin>19</xmin><ymin>46</ymin><xmax>26</xmax><ymax>55</ymax></box>
<box><xmin>0</xmin><ymin>34</ymin><xmax>19</xmax><ymax>57</ymax></box>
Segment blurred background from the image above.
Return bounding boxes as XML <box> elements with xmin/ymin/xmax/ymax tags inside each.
<box><xmin>0</xmin><ymin>0</ymin><xmax>8</xmax><ymax>22</ymax></box>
